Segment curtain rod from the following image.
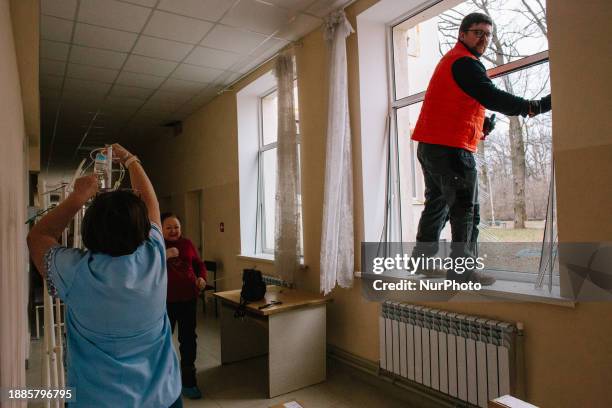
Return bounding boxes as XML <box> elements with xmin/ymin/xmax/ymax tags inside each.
<box><xmin>216</xmin><ymin>41</ymin><xmax>301</xmax><ymax>95</ymax></box>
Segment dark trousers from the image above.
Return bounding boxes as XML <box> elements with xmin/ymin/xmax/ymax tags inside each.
<box><xmin>414</xmin><ymin>143</ymin><xmax>480</xmax><ymax>275</ymax></box>
<box><xmin>167</xmin><ymin>299</ymin><xmax>198</xmax><ymax>387</ymax></box>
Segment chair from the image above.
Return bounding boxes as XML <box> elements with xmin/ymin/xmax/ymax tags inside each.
<box><xmin>200</xmin><ymin>260</ymin><xmax>218</xmax><ymax>317</ymax></box>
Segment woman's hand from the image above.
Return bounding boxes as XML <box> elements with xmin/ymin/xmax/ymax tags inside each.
<box><xmin>72</xmin><ymin>175</ymin><xmax>99</xmax><ymax>203</ymax></box>
<box><xmin>110</xmin><ymin>143</ymin><xmax>132</xmax><ymax>164</ymax></box>
<box><xmin>166</xmin><ymin>247</ymin><xmax>179</xmax><ymax>259</ymax></box>
<box><xmin>110</xmin><ymin>142</ymin><xmax>161</xmax><ymax>227</ymax></box>
<box><xmin>196</xmin><ymin>277</ymin><xmax>206</xmax><ymax>291</ymax></box>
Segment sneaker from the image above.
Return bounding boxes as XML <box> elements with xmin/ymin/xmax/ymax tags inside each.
<box><xmin>182</xmin><ymin>386</ymin><xmax>202</xmax><ymax>400</ymax></box>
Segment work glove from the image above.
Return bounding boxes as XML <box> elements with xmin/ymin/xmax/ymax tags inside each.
<box><xmin>528</xmin><ymin>94</ymin><xmax>552</xmax><ymax>117</ymax></box>
<box><xmin>482</xmin><ymin>114</ymin><xmax>496</xmax><ymax>139</ymax></box>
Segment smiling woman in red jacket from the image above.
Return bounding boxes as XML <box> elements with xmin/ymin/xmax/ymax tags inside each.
<box><xmin>162</xmin><ymin>212</ymin><xmax>207</xmax><ymax>400</ymax></box>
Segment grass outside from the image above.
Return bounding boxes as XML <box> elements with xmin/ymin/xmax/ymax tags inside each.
<box><xmin>477</xmin><ymin>221</ymin><xmax>550</xmax><ymax>273</ymax></box>
<box><xmin>479</xmin><ymin>220</ymin><xmax>545</xmax><ymax>242</ymax></box>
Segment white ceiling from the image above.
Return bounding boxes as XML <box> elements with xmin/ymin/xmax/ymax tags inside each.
<box><xmin>40</xmin><ymin>0</ymin><xmax>352</xmax><ymax>170</ymax></box>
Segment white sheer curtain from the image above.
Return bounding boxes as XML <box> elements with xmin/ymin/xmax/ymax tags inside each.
<box><xmin>274</xmin><ymin>52</ymin><xmax>301</xmax><ymax>284</ymax></box>
<box><xmin>320</xmin><ymin>11</ymin><xmax>355</xmax><ymax>295</ymax></box>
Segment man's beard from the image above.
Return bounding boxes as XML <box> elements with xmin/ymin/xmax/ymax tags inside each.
<box><xmin>460</xmin><ymin>40</ymin><xmax>484</xmax><ymax>57</ymax></box>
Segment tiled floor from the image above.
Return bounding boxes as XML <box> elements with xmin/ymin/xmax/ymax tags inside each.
<box><xmin>27</xmin><ymin>299</ymin><xmax>412</xmax><ymax>408</ymax></box>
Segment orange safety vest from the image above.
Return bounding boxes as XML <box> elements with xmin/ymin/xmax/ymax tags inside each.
<box><xmin>411</xmin><ymin>42</ymin><xmax>485</xmax><ymax>153</ymax></box>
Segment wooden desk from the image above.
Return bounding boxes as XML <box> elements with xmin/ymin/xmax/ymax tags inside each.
<box><xmin>214</xmin><ymin>286</ymin><xmax>332</xmax><ymax>397</ymax></box>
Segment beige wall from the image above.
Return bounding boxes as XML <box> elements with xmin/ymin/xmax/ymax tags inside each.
<box><xmin>139</xmin><ymin>0</ymin><xmax>612</xmax><ymax>407</ymax></box>
<box><xmin>141</xmin><ymin>60</ymin><xmax>279</xmax><ymax>287</ymax></box>
<box><xmin>548</xmin><ymin>0</ymin><xmax>612</xmax><ymax>242</ymax></box>
<box><xmin>10</xmin><ymin>0</ymin><xmax>39</xmax><ymax>173</ymax></box>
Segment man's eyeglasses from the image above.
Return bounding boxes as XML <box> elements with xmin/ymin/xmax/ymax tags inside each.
<box><xmin>466</xmin><ymin>29</ymin><xmax>493</xmax><ymax>39</ymax></box>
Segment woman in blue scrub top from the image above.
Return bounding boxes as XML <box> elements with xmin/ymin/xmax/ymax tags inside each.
<box><xmin>27</xmin><ymin>144</ymin><xmax>182</xmax><ymax>408</ymax></box>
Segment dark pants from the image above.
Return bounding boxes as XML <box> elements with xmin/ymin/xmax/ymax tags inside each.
<box><xmin>167</xmin><ymin>299</ymin><xmax>198</xmax><ymax>387</ymax></box>
<box><xmin>413</xmin><ymin>143</ymin><xmax>480</xmax><ymax>277</ymax></box>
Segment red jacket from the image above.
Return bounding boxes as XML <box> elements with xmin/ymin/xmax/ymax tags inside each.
<box><xmin>164</xmin><ymin>237</ymin><xmax>207</xmax><ymax>303</ymax></box>
<box><xmin>411</xmin><ymin>42</ymin><xmax>485</xmax><ymax>152</ymax></box>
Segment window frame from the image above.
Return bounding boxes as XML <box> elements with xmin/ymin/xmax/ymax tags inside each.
<box><xmin>386</xmin><ymin>0</ymin><xmax>554</xmax><ymax>284</ymax></box>
<box><xmin>255</xmin><ymin>83</ymin><xmax>303</xmax><ymax>256</ymax></box>
<box><xmin>256</xmin><ymin>87</ymin><xmax>278</xmax><ymax>254</ymax></box>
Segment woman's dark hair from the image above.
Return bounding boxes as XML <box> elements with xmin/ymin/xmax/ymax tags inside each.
<box><xmin>82</xmin><ymin>190</ymin><xmax>151</xmax><ymax>257</ymax></box>
<box><xmin>161</xmin><ymin>212</ymin><xmax>179</xmax><ymax>224</ymax></box>
<box><xmin>459</xmin><ymin>12</ymin><xmax>493</xmax><ymax>33</ymax></box>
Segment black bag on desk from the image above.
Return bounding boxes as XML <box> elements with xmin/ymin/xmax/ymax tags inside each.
<box><xmin>240</xmin><ymin>268</ymin><xmax>266</xmax><ymax>302</ymax></box>
<box><xmin>235</xmin><ymin>269</ymin><xmax>266</xmax><ymax>318</ymax></box>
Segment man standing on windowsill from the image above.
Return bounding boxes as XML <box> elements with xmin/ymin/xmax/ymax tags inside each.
<box><xmin>411</xmin><ymin>12</ymin><xmax>552</xmax><ymax>285</ymax></box>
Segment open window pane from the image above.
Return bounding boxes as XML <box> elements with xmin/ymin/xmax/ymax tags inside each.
<box><xmin>477</xmin><ymin>62</ymin><xmax>556</xmax><ymax>275</ymax></box>
<box><xmin>479</xmin><ymin>62</ymin><xmax>551</xmax><ymax>242</ymax></box>
<box><xmin>397</xmin><ymin>102</ymin><xmax>453</xmax><ymax>242</ymax></box>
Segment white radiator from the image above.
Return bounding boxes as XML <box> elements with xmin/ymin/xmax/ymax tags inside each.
<box><xmin>380</xmin><ymin>302</ymin><xmax>517</xmax><ymax>408</ymax></box>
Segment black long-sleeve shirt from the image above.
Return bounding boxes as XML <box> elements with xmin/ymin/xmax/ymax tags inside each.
<box><xmin>451</xmin><ymin>56</ymin><xmax>531</xmax><ymax>117</ymax></box>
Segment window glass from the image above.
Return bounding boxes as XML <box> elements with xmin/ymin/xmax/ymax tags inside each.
<box><xmin>393</xmin><ymin>16</ymin><xmax>444</xmax><ymax>98</ymax></box>
<box><xmin>392</xmin><ymin>0</ymin><xmax>549</xmax><ymax>100</ymax></box>
<box><xmin>475</xmin><ymin>62</ymin><xmax>555</xmax><ymax>275</ymax></box>
<box><xmin>261</xmin><ymin>90</ymin><xmax>278</xmax><ymax>145</ymax></box>
<box><xmin>396</xmin><ymin>103</ymin><xmax>424</xmax><ymax>201</ymax></box>
<box><xmin>258</xmin><ymin>80</ymin><xmax>303</xmax><ymax>255</ymax></box>
<box><xmin>478</xmin><ymin>62</ymin><xmax>551</xmax><ymax>248</ymax></box>
<box><xmin>294</xmin><ymin>83</ymin><xmax>300</xmax><ymax>135</ymax></box>
<box><xmin>261</xmin><ymin>148</ymin><xmax>277</xmax><ymax>252</ymax></box>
